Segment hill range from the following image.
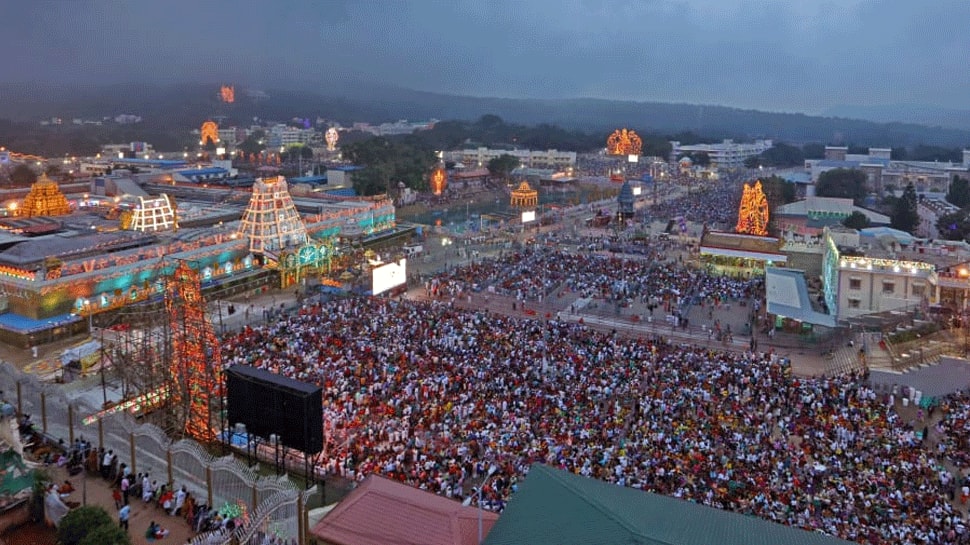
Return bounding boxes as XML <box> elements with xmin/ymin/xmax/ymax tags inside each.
<box><xmin>0</xmin><ymin>82</ymin><xmax>968</xmax><ymax>148</ymax></box>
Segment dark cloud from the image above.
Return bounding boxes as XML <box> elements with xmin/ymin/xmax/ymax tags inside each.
<box><xmin>4</xmin><ymin>0</ymin><xmax>968</xmax><ymax>113</ymax></box>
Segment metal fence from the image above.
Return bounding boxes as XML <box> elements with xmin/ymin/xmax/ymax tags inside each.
<box><xmin>0</xmin><ymin>362</ymin><xmax>311</xmax><ymax>545</ymax></box>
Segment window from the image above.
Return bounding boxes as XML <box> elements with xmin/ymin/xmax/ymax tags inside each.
<box><xmin>912</xmin><ymin>285</ymin><xmax>925</xmax><ymax>297</ymax></box>
<box><xmin>849</xmin><ymin>278</ymin><xmax>862</xmax><ymax>290</ymax></box>
<box><xmin>882</xmin><ymin>282</ymin><xmax>895</xmax><ymax>294</ymax></box>
<box><xmin>848</xmin><ymin>298</ymin><xmax>861</xmax><ymax>309</ymax></box>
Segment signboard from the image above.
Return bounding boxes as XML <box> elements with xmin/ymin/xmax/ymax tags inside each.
<box><xmin>372</xmin><ymin>258</ymin><xmax>407</xmax><ymax>295</ymax></box>
<box><xmin>521</xmin><ymin>210</ymin><xmax>536</xmax><ymax>223</ymax></box>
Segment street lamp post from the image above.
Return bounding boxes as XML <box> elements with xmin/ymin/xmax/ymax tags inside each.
<box><xmin>463</xmin><ymin>464</ymin><xmax>498</xmax><ymax>544</ymax></box>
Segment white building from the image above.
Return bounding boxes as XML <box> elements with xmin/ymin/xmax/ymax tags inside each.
<box><xmin>669</xmin><ymin>139</ymin><xmax>773</xmax><ymax>169</ymax></box>
<box><xmin>267</xmin><ymin>124</ymin><xmax>316</xmax><ymax>148</ymax></box>
<box><xmin>806</xmin><ymin>147</ymin><xmax>970</xmax><ymax>194</ymax></box>
<box><xmin>453</xmin><ymin>147</ymin><xmax>577</xmax><ymax>170</ymax></box>
<box><xmin>917</xmin><ymin>198</ymin><xmax>960</xmax><ymax>239</ymax></box>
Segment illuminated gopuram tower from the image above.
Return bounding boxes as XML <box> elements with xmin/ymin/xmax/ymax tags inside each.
<box><xmin>165</xmin><ymin>261</ymin><xmax>221</xmax><ymax>441</ymax></box>
<box><xmin>237</xmin><ymin>176</ymin><xmax>308</xmax><ymax>256</ymax></box>
<box><xmin>21</xmin><ymin>173</ymin><xmax>70</xmax><ymax>217</ymax></box>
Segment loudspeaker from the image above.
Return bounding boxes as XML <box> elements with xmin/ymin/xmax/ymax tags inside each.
<box><xmin>225</xmin><ymin>365</ymin><xmax>323</xmax><ymax>454</ymax></box>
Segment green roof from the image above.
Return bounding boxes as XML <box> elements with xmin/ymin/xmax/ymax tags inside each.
<box><xmin>483</xmin><ymin>465</ymin><xmax>855</xmax><ymax>545</ymax></box>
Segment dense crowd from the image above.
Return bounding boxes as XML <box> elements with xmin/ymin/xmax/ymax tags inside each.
<box><xmin>649</xmin><ymin>178</ymin><xmax>743</xmax><ymax>226</ymax></box>
<box><xmin>221</xmin><ymin>293</ymin><xmax>970</xmax><ymax>544</ymax></box>
<box><xmin>424</xmin><ymin>246</ymin><xmax>759</xmax><ymax>321</ymax></box>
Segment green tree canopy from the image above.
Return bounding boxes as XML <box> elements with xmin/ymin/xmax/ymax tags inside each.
<box><xmin>487</xmin><ymin>154</ymin><xmax>520</xmax><ymax>181</ymax></box>
<box><xmin>842</xmin><ymin>211</ymin><xmax>872</xmax><ymax>230</ymax></box>
<box><xmin>937</xmin><ymin>209</ymin><xmax>970</xmax><ymax>241</ymax></box>
<box><xmin>238</xmin><ymin>136</ymin><xmax>266</xmax><ymax>156</ymax></box>
<box><xmin>947</xmin><ymin>175</ymin><xmax>970</xmax><ymax>208</ymax></box>
<box><xmin>58</xmin><ymin>506</ymin><xmax>115</xmax><ymax>545</ymax></box>
<box><xmin>343</xmin><ymin>136</ymin><xmax>437</xmax><ymax>196</ymax></box>
<box><xmin>746</xmin><ymin>142</ymin><xmax>805</xmax><ymax>168</ymax></box>
<box><xmin>10</xmin><ymin>164</ymin><xmax>37</xmax><ymax>186</ymax></box>
<box><xmin>815</xmin><ymin>168</ymin><xmax>868</xmax><ymax>205</ymax></box>
<box><xmin>78</xmin><ymin>522</ymin><xmax>131</xmax><ymax>545</ymax></box>
<box><xmin>759</xmin><ymin>175</ymin><xmax>798</xmax><ymax>206</ymax></box>
<box><xmin>891</xmin><ymin>182</ymin><xmax>920</xmax><ymax>234</ymax></box>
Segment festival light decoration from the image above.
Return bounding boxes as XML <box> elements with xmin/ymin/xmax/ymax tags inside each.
<box><xmin>325</xmin><ymin>127</ymin><xmax>339</xmax><ymax>151</ymax></box>
<box><xmin>735</xmin><ymin>180</ymin><xmax>769</xmax><ymax>236</ymax></box>
<box><xmin>201</xmin><ymin>121</ymin><xmax>220</xmax><ymax>146</ymax></box>
<box><xmin>220</xmin><ymin>85</ymin><xmax>235</xmax><ymax>104</ymax></box>
<box><xmin>165</xmin><ymin>261</ymin><xmax>220</xmax><ymax>441</ymax></box>
<box><xmin>606</xmin><ymin>128</ymin><xmax>642</xmax><ymax>156</ymax></box>
<box><xmin>430</xmin><ymin>167</ymin><xmax>447</xmax><ymax>196</ymax></box>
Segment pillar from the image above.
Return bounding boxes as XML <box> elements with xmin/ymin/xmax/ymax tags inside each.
<box><xmin>40</xmin><ymin>392</ymin><xmax>47</xmax><ymax>433</ymax></box>
<box><xmin>68</xmin><ymin>405</ymin><xmax>74</xmax><ymax>445</ymax></box>
<box><xmin>129</xmin><ymin>432</ymin><xmax>137</xmax><ymax>476</ymax></box>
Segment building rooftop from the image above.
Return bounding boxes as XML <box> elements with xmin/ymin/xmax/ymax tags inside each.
<box><xmin>483</xmin><ymin>464</ymin><xmax>853</xmax><ymax>545</ymax></box>
<box><xmin>700</xmin><ymin>231</ymin><xmax>783</xmax><ymax>255</ymax></box>
<box><xmin>311</xmin><ymin>474</ymin><xmax>498</xmax><ymax>545</ymax></box>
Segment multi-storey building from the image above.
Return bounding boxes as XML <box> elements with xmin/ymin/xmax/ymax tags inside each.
<box><xmin>806</xmin><ymin>148</ymin><xmax>970</xmax><ymax>194</ymax></box>
<box><xmin>917</xmin><ymin>198</ymin><xmax>960</xmax><ymax>239</ymax></box>
<box><xmin>669</xmin><ymin>139</ymin><xmax>773</xmax><ymax>169</ymax></box>
<box><xmin>453</xmin><ymin>147</ymin><xmax>577</xmax><ymax>170</ymax></box>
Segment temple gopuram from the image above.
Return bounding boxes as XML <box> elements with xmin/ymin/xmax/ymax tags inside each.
<box><xmin>20</xmin><ymin>174</ymin><xmax>70</xmax><ymax>217</ymax></box>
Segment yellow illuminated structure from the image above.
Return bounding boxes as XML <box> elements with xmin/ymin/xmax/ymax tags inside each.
<box><xmin>607</xmin><ymin>128</ymin><xmax>642</xmax><ymax>156</ymax></box>
<box><xmin>430</xmin><ymin>167</ymin><xmax>447</xmax><ymax>195</ymax></box>
<box><xmin>165</xmin><ymin>261</ymin><xmax>220</xmax><ymax>441</ymax></box>
<box><xmin>200</xmin><ymin>120</ymin><xmax>220</xmax><ymax>146</ymax></box>
<box><xmin>325</xmin><ymin>127</ymin><xmax>339</xmax><ymax>151</ymax></box>
<box><xmin>237</xmin><ymin>176</ymin><xmax>308</xmax><ymax>256</ymax></box>
<box><xmin>510</xmin><ymin>181</ymin><xmax>538</xmax><ymax>208</ymax></box>
<box><xmin>735</xmin><ymin>181</ymin><xmax>769</xmax><ymax>236</ymax></box>
<box><xmin>220</xmin><ymin>85</ymin><xmax>235</xmax><ymax>103</ymax></box>
<box><xmin>20</xmin><ymin>173</ymin><xmax>70</xmax><ymax>217</ymax></box>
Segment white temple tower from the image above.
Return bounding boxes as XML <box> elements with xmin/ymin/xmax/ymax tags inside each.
<box><xmin>237</xmin><ymin>176</ymin><xmax>308</xmax><ymax>255</ymax></box>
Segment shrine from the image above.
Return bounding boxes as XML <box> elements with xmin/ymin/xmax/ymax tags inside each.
<box><xmin>510</xmin><ymin>181</ymin><xmax>538</xmax><ymax>208</ymax></box>
<box><xmin>20</xmin><ymin>173</ymin><xmax>70</xmax><ymax>217</ymax></box>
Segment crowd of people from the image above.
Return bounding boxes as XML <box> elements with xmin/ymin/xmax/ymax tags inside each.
<box><xmin>648</xmin><ymin>178</ymin><xmax>744</xmax><ymax>227</ymax></box>
<box><xmin>221</xmin><ymin>290</ymin><xmax>970</xmax><ymax>544</ymax></box>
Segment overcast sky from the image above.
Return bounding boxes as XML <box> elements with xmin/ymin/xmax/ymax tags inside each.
<box><xmin>5</xmin><ymin>0</ymin><xmax>968</xmax><ymax>114</ymax></box>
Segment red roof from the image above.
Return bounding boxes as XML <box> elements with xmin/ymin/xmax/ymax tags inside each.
<box><xmin>311</xmin><ymin>475</ymin><xmax>499</xmax><ymax>545</ymax></box>
<box><xmin>452</xmin><ymin>168</ymin><xmax>489</xmax><ymax>179</ymax></box>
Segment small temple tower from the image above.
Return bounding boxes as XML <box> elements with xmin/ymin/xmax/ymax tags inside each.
<box><xmin>510</xmin><ymin>181</ymin><xmax>538</xmax><ymax>208</ymax></box>
<box><xmin>21</xmin><ymin>173</ymin><xmax>70</xmax><ymax>217</ymax></box>
<box><xmin>237</xmin><ymin>176</ymin><xmax>308</xmax><ymax>255</ymax></box>
<box><xmin>617</xmin><ymin>180</ymin><xmax>634</xmax><ymax>220</ymax></box>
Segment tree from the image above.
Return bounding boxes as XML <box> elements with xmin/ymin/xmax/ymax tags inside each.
<box><xmin>78</xmin><ymin>523</ymin><xmax>131</xmax><ymax>545</ymax></box>
<box><xmin>487</xmin><ymin>154</ymin><xmax>520</xmax><ymax>182</ymax></box>
<box><xmin>692</xmin><ymin>151</ymin><xmax>711</xmax><ymax>167</ymax></box>
<box><xmin>748</xmin><ymin>142</ymin><xmax>804</xmax><ymax>167</ymax></box>
<box><xmin>815</xmin><ymin>168</ymin><xmax>868</xmax><ymax>205</ymax></box>
<box><xmin>238</xmin><ymin>136</ymin><xmax>265</xmax><ymax>156</ymax></box>
<box><xmin>10</xmin><ymin>164</ymin><xmax>37</xmax><ymax>186</ymax></box>
<box><xmin>937</xmin><ymin>209</ymin><xmax>970</xmax><ymax>241</ymax></box>
<box><xmin>58</xmin><ymin>506</ymin><xmax>116</xmax><ymax>545</ymax></box>
<box><xmin>801</xmin><ymin>143</ymin><xmax>825</xmax><ymax>159</ymax></box>
<box><xmin>842</xmin><ymin>211</ymin><xmax>871</xmax><ymax>229</ymax></box>
<box><xmin>891</xmin><ymin>182</ymin><xmax>919</xmax><ymax>234</ymax></box>
<box><xmin>947</xmin><ymin>175</ymin><xmax>970</xmax><ymax>208</ymax></box>
<box><xmin>351</xmin><ymin>164</ymin><xmax>391</xmax><ymax>196</ymax></box>
<box><xmin>760</xmin><ymin>175</ymin><xmax>797</xmax><ymax>206</ymax></box>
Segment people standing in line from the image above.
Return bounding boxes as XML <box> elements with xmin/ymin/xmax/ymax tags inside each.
<box><xmin>118</xmin><ymin>503</ymin><xmax>130</xmax><ymax>532</ymax></box>
<box><xmin>120</xmin><ymin>474</ymin><xmax>130</xmax><ymax>505</ymax></box>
